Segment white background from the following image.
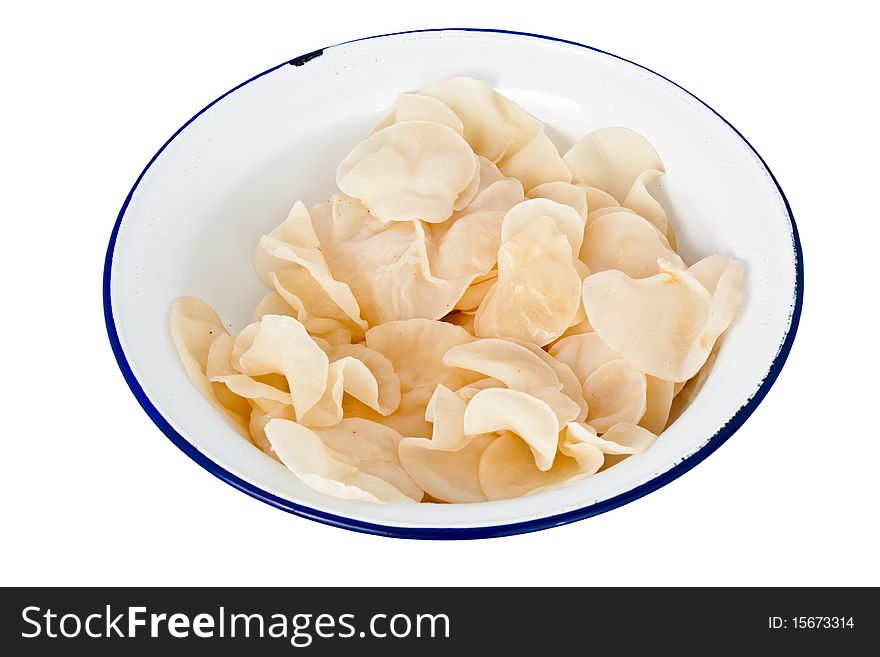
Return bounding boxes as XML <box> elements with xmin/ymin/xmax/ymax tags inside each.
<box><xmin>2</xmin><ymin>0</ymin><xmax>877</xmax><ymax>587</ymax></box>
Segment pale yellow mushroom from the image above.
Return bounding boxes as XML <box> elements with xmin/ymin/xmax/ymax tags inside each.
<box><xmin>230</xmin><ymin>314</ymin><xmax>329</xmax><ymax>420</ymax></box>
<box><xmin>337</xmin><ymin>120</ymin><xmax>477</xmax><ymax>223</ymax></box>
<box><xmin>580</xmin><ymin>211</ymin><xmax>683</xmax><ymax>279</ymax></box>
<box><xmin>397</xmin><ymin>385</ymin><xmax>495</xmax><ymax>503</ymax></box>
<box><xmin>478</xmin><ymin>431</ymin><xmax>604</xmax><ymax>500</ymax></box>
<box><xmin>582</xmin><ymin>258</ymin><xmax>743</xmax><ymax>381</ymax></box>
<box><xmin>463</xmin><ymin>388</ymin><xmax>559</xmax><ymax>471</ymax></box>
<box><xmin>622</xmin><ymin>168</ymin><xmax>668</xmax><ymax>234</ymax></box>
<box><xmin>528</xmin><ymin>181</ymin><xmax>588</xmax><ymax>222</ymax></box>
<box><xmin>501</xmin><ymin>198</ymin><xmax>584</xmax><ymax>259</ymax></box>
<box><xmin>566</xmin><ymin>421</ymin><xmax>657</xmax><ymax>455</ymax></box>
<box><xmin>265</xmin><ymin>419</ymin><xmax>419</xmax><ymax>503</ymax></box>
<box><xmin>169</xmin><ymin>297</ymin><xmax>250</xmax><ymax>436</ymax></box>
<box><xmin>583</xmin><ymin>359</ymin><xmax>648</xmax><ymax>433</ymax></box>
<box><xmin>474</xmin><ymin>216</ymin><xmax>581</xmax><ymax>346</ymax></box>
<box><xmin>640</xmin><ymin>376</ymin><xmax>675</xmax><ymax>434</ymax></box>
<box><xmin>549</xmin><ymin>332</ymin><xmax>621</xmax><ymax>387</ymax></box>
<box><xmin>564</xmin><ymin>127</ymin><xmax>664</xmax><ymax>202</ymax></box>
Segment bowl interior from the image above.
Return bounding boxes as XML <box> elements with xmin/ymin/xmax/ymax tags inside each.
<box><xmin>108</xmin><ymin>30</ymin><xmax>797</xmax><ymax>531</ymax></box>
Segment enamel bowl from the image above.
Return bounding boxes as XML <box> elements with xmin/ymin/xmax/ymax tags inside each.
<box><xmin>104</xmin><ymin>29</ymin><xmax>802</xmax><ymax>538</ymax></box>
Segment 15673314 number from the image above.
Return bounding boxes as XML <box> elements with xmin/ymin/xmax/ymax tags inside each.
<box><xmin>768</xmin><ymin>617</ymin><xmax>855</xmax><ymax>630</ymax></box>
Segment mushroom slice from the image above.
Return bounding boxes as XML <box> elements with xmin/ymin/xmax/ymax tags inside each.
<box><xmin>443</xmin><ymin>338</ymin><xmax>562</xmax><ymax>391</ymax></box>
<box><xmin>251</xmin><ymin>292</ymin><xmax>297</xmax><ymax>322</ymax></box>
<box><xmin>453</xmin><ymin>272</ymin><xmax>497</xmax><ymax>312</ymax></box>
<box><xmin>337</xmin><ymin>120</ymin><xmax>477</xmax><ymax>224</ymax></box>
<box><xmin>640</xmin><ymin>376</ymin><xmax>675</xmax><ymax>434</ymax></box>
<box><xmin>507</xmin><ymin>338</ymin><xmax>590</xmax><ymax>422</ymax></box>
<box><xmin>255</xmin><ymin>201</ymin><xmax>367</xmax><ymax>332</ymax></box>
<box><xmin>549</xmin><ymin>332</ymin><xmax>621</xmax><ymax>387</ymax></box>
<box><xmin>563</xmin><ymin>127</ymin><xmax>665</xmax><ymax>202</ymax></box>
<box><xmin>399</xmin><ymin>433</ymin><xmax>494</xmax><ymax>504</ymax></box>
<box><xmin>583</xmin><ymin>359</ymin><xmax>647</xmax><ymax>433</ymax></box>
<box><xmin>479</xmin><ymin>431</ymin><xmax>604</xmax><ymax>500</ymax></box>
<box><xmin>528</xmin><ymin>181</ymin><xmax>588</xmax><ymax>223</ymax></box>
<box><xmin>269</xmin><ymin>268</ymin><xmax>364</xmax><ymax>340</ymax></box>
<box><xmin>300</xmin><ymin>345</ymin><xmax>403</xmax><ymax>428</ymax></box>
<box><xmin>687</xmin><ymin>255</ymin><xmax>737</xmax><ymax>293</ymax></box>
<box><xmin>623</xmin><ymin>168</ymin><xmax>668</xmax><ymax>234</ymax></box>
<box><xmin>397</xmin><ymin>385</ymin><xmax>496</xmax><ymax>503</ymax></box>
<box><xmin>501</xmin><ymin>198</ymin><xmax>584</xmax><ymax>259</ymax></box>
<box><xmin>344</xmin><ymin>386</ymin><xmax>436</xmax><ymax>440</ymax></box>
<box><xmin>169</xmin><ymin>297</ymin><xmax>250</xmax><ymax>435</ymax></box>
<box><xmin>499</xmin><ymin>128</ymin><xmax>572</xmax><ymax>191</ymax></box>
<box><xmin>444</xmin><ymin>310</ymin><xmax>476</xmax><ymax>336</ymax></box>
<box><xmin>582</xmin><ymin>258</ymin><xmax>744</xmax><ymax>381</ymax></box>
<box><xmin>463</xmin><ymin>388</ymin><xmax>559</xmax><ymax>471</ymax></box>
<box><xmin>371</xmin><ymin>92</ymin><xmax>465</xmax><ymax>135</ymax></box>
<box><xmin>265</xmin><ymin>419</ymin><xmax>417</xmax><ymax>503</ymax></box>
<box><xmin>312</xmin><ymin>418</ymin><xmax>423</xmax><ymax>501</ymax></box>
<box><xmin>474</xmin><ymin>216</ymin><xmax>581</xmax><ymax>346</ymax></box>
<box><xmin>248</xmin><ymin>405</ymin><xmax>293</xmax><ymax>458</ymax></box>
<box><xmin>585</xmin><ymin>205</ymin><xmax>638</xmax><ymax>229</ymax></box>
<box><xmin>421</xmin><ymin>76</ymin><xmax>542</xmax><ymax>163</ymax></box>
<box><xmin>313</xmin><ymin>194</ymin><xmax>503</xmax><ymax>325</ymax></box>
<box><xmin>580</xmin><ymin>211</ymin><xmax>683</xmax><ymax>278</ymax></box>
<box><xmin>668</xmin><ymin>347</ymin><xmax>719</xmax><ymax>424</ymax></box>
<box><xmin>566</xmin><ymin>421</ymin><xmax>658</xmax><ymax>455</ymax></box>
<box><xmin>453</xmin><ymin>155</ymin><xmax>482</xmax><ymax>211</ymax></box>
<box><xmin>578</xmin><ymin>184</ymin><xmax>619</xmax><ymax>212</ymax></box>
<box><xmin>231</xmin><ymin>314</ymin><xmax>329</xmax><ymax>419</ymax></box>
<box><xmin>365</xmin><ymin>318</ymin><xmax>479</xmax><ymax>391</ymax></box>
<box><xmin>330</xmin><ymin>343</ymin><xmax>401</xmax><ymax>415</ymax></box>
<box><xmin>206</xmin><ymin>333</ymin><xmax>291</xmax><ymax>407</ymax></box>
<box><xmin>253</xmin><ymin>200</ymin><xmax>321</xmax><ymax>286</ymax></box>
<box><xmin>455</xmin><ymin>377</ymin><xmax>506</xmax><ymax>401</ymax></box>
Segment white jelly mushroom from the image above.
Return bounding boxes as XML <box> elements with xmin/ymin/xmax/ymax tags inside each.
<box><xmin>566</xmin><ymin>421</ymin><xmax>657</xmax><ymax>455</ymax></box>
<box><xmin>443</xmin><ymin>338</ymin><xmax>562</xmax><ymax>391</ymax></box>
<box><xmin>549</xmin><ymin>332</ymin><xmax>621</xmax><ymax>387</ymax></box>
<box><xmin>463</xmin><ymin>388</ymin><xmax>559</xmax><ymax>471</ymax></box>
<box><xmin>421</xmin><ymin>76</ymin><xmax>542</xmax><ymax>163</ymax></box>
<box><xmin>622</xmin><ymin>168</ymin><xmax>668</xmax><ymax>234</ymax></box>
<box><xmin>579</xmin><ymin>185</ymin><xmax>619</xmax><ymax>212</ymax></box>
<box><xmin>312</xmin><ymin>418</ymin><xmax>423</xmax><ymax>501</ymax></box>
<box><xmin>265</xmin><ymin>419</ymin><xmax>417</xmax><ymax>503</ymax></box>
<box><xmin>583</xmin><ymin>359</ymin><xmax>648</xmax><ymax>433</ymax></box>
<box><xmin>397</xmin><ymin>385</ymin><xmax>495</xmax><ymax>503</ymax></box>
<box><xmin>528</xmin><ymin>181</ymin><xmax>589</xmax><ymax>223</ymax></box>
<box><xmin>501</xmin><ymin>198</ymin><xmax>584</xmax><ymax>259</ymax></box>
<box><xmin>474</xmin><ymin>216</ymin><xmax>581</xmax><ymax>346</ymax></box>
<box><xmin>582</xmin><ymin>258</ymin><xmax>743</xmax><ymax>381</ymax></box>
<box><xmin>640</xmin><ymin>376</ymin><xmax>675</xmax><ymax>435</ymax></box>
<box><xmin>365</xmin><ymin>319</ymin><xmax>479</xmax><ymax>391</ymax></box>
<box><xmin>399</xmin><ymin>433</ymin><xmax>494</xmax><ymax>504</ymax></box>
<box><xmin>344</xmin><ymin>386</ymin><xmax>436</xmax><ymax>440</ymax></box>
<box><xmin>337</xmin><ymin>120</ymin><xmax>477</xmax><ymax>223</ymax></box>
<box><xmin>254</xmin><ymin>202</ymin><xmax>367</xmax><ymax>332</ymax></box>
<box><xmin>371</xmin><ymin>92</ymin><xmax>465</xmax><ymax>135</ymax></box>
<box><xmin>580</xmin><ymin>211</ymin><xmax>683</xmax><ymax>278</ymax></box>
<box><xmin>251</xmin><ymin>292</ymin><xmax>296</xmax><ymax>322</ymax></box>
<box><xmin>506</xmin><ymin>338</ymin><xmax>590</xmax><ymax>422</ymax></box>
<box><xmin>231</xmin><ymin>314</ymin><xmax>329</xmax><ymax>420</ymax></box>
<box><xmin>169</xmin><ymin>297</ymin><xmax>250</xmax><ymax>435</ymax></box>
<box><xmin>478</xmin><ymin>431</ymin><xmax>604</xmax><ymax>500</ymax></box>
<box><xmin>564</xmin><ymin>127</ymin><xmax>665</xmax><ymax>202</ymax></box>
<box><xmin>206</xmin><ymin>333</ymin><xmax>292</xmax><ymax>407</ymax></box>
<box><xmin>499</xmin><ymin>128</ymin><xmax>572</xmax><ymax>191</ymax></box>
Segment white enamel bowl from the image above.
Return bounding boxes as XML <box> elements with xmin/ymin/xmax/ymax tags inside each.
<box><xmin>104</xmin><ymin>29</ymin><xmax>802</xmax><ymax>539</ymax></box>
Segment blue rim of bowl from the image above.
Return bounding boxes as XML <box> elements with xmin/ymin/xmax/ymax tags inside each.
<box><xmin>103</xmin><ymin>28</ymin><xmax>803</xmax><ymax>540</ymax></box>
